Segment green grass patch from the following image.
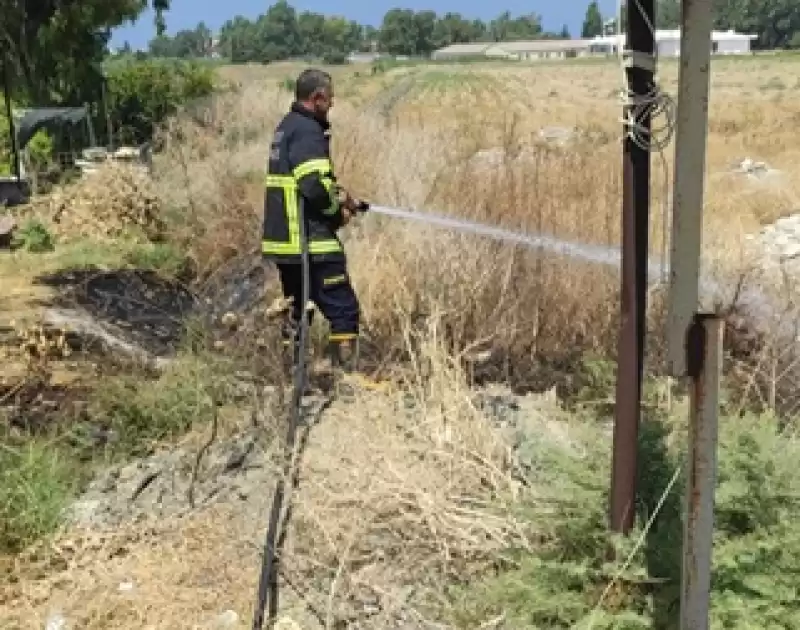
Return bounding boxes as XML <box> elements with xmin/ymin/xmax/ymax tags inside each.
<box><xmin>0</xmin><ymin>238</ymin><xmax>190</xmax><ymax>280</ymax></box>
<box><xmin>0</xmin><ymin>441</ymin><xmax>80</xmax><ymax>554</ymax></box>
<box><xmin>80</xmin><ymin>354</ymin><xmax>230</xmax><ymax>460</ymax></box>
<box><xmin>0</xmin><ymin>349</ymin><xmax>236</xmax><ymax>553</ymax></box>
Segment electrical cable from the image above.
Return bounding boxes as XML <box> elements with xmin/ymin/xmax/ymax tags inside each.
<box><xmin>615</xmin><ymin>0</ymin><xmax>678</xmax><ymax>284</ymax></box>
<box><xmin>252</xmin><ymin>198</ymin><xmax>311</xmax><ymax>630</ymax></box>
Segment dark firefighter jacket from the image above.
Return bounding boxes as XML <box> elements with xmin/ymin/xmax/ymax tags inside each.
<box><xmin>262</xmin><ymin>102</ymin><xmax>345</xmax><ymax>264</ymax></box>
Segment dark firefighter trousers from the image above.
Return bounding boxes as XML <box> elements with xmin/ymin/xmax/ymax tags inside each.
<box><xmin>277</xmin><ymin>259</ymin><xmax>360</xmax><ymax>349</ymax></box>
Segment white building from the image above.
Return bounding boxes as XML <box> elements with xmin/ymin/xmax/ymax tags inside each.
<box><xmin>431</xmin><ymin>29</ymin><xmax>757</xmax><ymax>62</ymax></box>
<box><xmin>590</xmin><ymin>29</ymin><xmax>757</xmax><ymax>57</ymax></box>
<box><xmin>431</xmin><ymin>43</ymin><xmax>493</xmax><ymax>60</ymax></box>
<box><xmin>433</xmin><ymin>39</ymin><xmax>596</xmax><ymax>62</ymax></box>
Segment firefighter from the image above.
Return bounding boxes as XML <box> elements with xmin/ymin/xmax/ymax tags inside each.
<box><xmin>262</xmin><ymin>68</ymin><xmax>362</xmax><ymax>379</ymax></box>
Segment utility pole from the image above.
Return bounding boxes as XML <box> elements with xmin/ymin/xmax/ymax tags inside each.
<box><xmin>667</xmin><ymin>1</ymin><xmax>719</xmax><ymax>627</ymax></box>
<box><xmin>610</xmin><ymin>0</ymin><xmax>655</xmax><ymax>534</ymax></box>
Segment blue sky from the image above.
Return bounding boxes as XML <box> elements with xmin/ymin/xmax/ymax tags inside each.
<box><xmin>112</xmin><ymin>1</ymin><xmax>619</xmax><ymax>49</ymax></box>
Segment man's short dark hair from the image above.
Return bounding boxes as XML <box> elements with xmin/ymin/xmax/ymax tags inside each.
<box><xmin>295</xmin><ymin>68</ymin><xmax>332</xmax><ymax>100</ymax></box>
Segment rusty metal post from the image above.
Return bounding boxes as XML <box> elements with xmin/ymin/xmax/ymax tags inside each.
<box><xmin>610</xmin><ymin>0</ymin><xmax>655</xmax><ymax>534</ymax></box>
<box><xmin>681</xmin><ymin>314</ymin><xmax>723</xmax><ymax>629</ymax></box>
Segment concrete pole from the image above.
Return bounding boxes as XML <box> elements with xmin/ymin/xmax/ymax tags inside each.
<box><xmin>681</xmin><ymin>314</ymin><xmax>723</xmax><ymax>630</ymax></box>
<box><xmin>666</xmin><ymin>0</ymin><xmax>715</xmax><ymax>377</ymax></box>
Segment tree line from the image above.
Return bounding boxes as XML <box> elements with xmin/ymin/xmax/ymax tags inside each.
<box><xmin>581</xmin><ymin>0</ymin><xmax>800</xmax><ymax>49</ymax></box>
<box><xmin>147</xmin><ymin>3</ymin><xmax>572</xmax><ymax>63</ymax></box>
<box><xmin>149</xmin><ymin>0</ymin><xmax>800</xmax><ymax>65</ymax></box>
<box><xmin>1</xmin><ymin>0</ymin><xmax>799</xmax><ymax>139</ymax></box>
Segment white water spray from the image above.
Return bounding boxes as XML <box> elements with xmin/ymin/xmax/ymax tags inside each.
<box><xmin>367</xmin><ymin>204</ymin><xmax>665</xmax><ymax>282</ymax></box>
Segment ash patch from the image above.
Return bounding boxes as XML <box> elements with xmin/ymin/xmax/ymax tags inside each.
<box><xmin>66</xmin><ymin>429</ymin><xmax>270</xmax><ymax>529</ymax></box>
<box><xmin>37</xmin><ymin>268</ymin><xmax>199</xmax><ymax>355</ymax></box>
<box><xmin>64</xmin><ymin>393</ymin><xmax>330</xmax><ymax>530</ymax></box>
<box><xmin>194</xmin><ymin>251</ymin><xmax>270</xmax><ymax>321</ymax></box>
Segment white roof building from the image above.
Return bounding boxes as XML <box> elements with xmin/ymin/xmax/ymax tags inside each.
<box><xmin>590</xmin><ymin>29</ymin><xmax>758</xmax><ymax>56</ymax></box>
<box><xmin>431</xmin><ymin>29</ymin><xmax>758</xmax><ymax>61</ymax></box>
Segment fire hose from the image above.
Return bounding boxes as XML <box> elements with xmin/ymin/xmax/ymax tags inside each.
<box><xmin>251</xmin><ymin>196</ymin><xmax>370</xmax><ymax>630</ymax></box>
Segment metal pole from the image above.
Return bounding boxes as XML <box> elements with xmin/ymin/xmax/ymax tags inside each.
<box><xmin>1</xmin><ymin>52</ymin><xmax>20</xmax><ymax>180</ymax></box>
<box><xmin>101</xmin><ymin>75</ymin><xmax>114</xmax><ymax>151</ymax></box>
<box><xmin>610</xmin><ymin>0</ymin><xmax>655</xmax><ymax>534</ymax></box>
<box><xmin>680</xmin><ymin>313</ymin><xmax>723</xmax><ymax>630</ymax></box>
<box><xmin>666</xmin><ymin>0</ymin><xmax>715</xmax><ymax>377</ymax></box>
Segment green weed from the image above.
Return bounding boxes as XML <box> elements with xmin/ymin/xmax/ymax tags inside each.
<box><xmin>0</xmin><ymin>441</ymin><xmax>79</xmax><ymax>554</ymax></box>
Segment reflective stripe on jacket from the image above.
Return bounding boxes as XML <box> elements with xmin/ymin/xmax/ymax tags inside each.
<box><xmin>262</xmin><ymin>102</ymin><xmax>345</xmax><ymax>263</ymax></box>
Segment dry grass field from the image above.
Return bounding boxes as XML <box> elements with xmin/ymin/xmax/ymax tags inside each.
<box><xmin>164</xmin><ymin>55</ymin><xmax>800</xmax><ymax>386</ymax></box>
<box><xmin>2</xmin><ymin>55</ymin><xmax>800</xmax><ymax>629</ymax></box>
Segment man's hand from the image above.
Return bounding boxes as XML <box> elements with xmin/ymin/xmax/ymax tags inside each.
<box><xmin>336</xmin><ymin>186</ymin><xmax>359</xmax><ymax>212</ymax></box>
<box><xmin>336</xmin><ymin>186</ymin><xmax>358</xmax><ymax>227</ymax></box>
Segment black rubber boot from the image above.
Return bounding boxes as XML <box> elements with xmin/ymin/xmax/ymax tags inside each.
<box><xmin>330</xmin><ymin>337</ymin><xmax>358</xmax><ymax>373</ymax></box>
<box><xmin>329</xmin><ymin>337</ymin><xmax>361</xmax><ymax>398</ymax></box>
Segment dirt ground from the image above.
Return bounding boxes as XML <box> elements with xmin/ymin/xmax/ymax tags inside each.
<box><xmin>1</xmin><ymin>373</ymin><xmax>569</xmax><ymax>628</ymax></box>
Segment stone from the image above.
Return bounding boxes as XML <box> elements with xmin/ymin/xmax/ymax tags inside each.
<box><xmin>210</xmin><ymin>610</ymin><xmax>239</xmax><ymax>628</ymax></box>
<box><xmin>538</xmin><ymin>125</ymin><xmax>578</xmax><ymax>146</ymax></box>
<box><xmin>0</xmin><ymin>215</ymin><xmax>16</xmax><ymax>248</ymax></box>
<box><xmin>45</xmin><ymin>613</ymin><xmax>68</xmax><ymax>630</ymax></box>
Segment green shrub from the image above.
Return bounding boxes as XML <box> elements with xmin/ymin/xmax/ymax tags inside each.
<box><xmin>0</xmin><ymin>108</ymin><xmax>53</xmax><ymax>176</ymax></box>
<box><xmin>25</xmin><ymin>129</ymin><xmax>54</xmax><ymax>172</ymax></box>
<box><xmin>124</xmin><ymin>242</ymin><xmax>190</xmax><ymax>277</ymax></box>
<box><xmin>0</xmin><ymin>442</ymin><xmax>79</xmax><ymax>553</ymax></box>
<box><xmin>104</xmin><ymin>58</ymin><xmax>215</xmax><ymax>145</ymax></box>
<box><xmin>322</xmin><ymin>51</ymin><xmax>348</xmax><ymax>65</ymax></box>
<box><xmin>446</xmin><ymin>407</ymin><xmax>800</xmax><ymax>628</ymax></box>
<box><xmin>12</xmin><ymin>218</ymin><xmax>55</xmax><ymax>252</ymax></box>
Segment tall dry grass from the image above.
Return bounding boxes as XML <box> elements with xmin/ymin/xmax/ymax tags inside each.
<box><xmin>155</xmin><ymin>57</ymin><xmax>800</xmax><ymax>398</ymax></box>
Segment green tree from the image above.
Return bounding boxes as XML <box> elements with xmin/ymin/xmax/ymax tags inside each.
<box><xmin>297</xmin><ymin>11</ymin><xmax>327</xmax><ymax>57</ymax></box>
<box><xmin>414</xmin><ymin>10</ymin><xmax>438</xmax><ymax>55</ymax></box>
<box><xmin>489</xmin><ymin>11</ymin><xmax>543</xmax><ymax>41</ymax></box>
<box><xmin>713</xmin><ymin>0</ymin><xmax>800</xmax><ymax>49</ymax></box>
<box><xmin>432</xmin><ymin>12</ymin><xmax>483</xmax><ymax>48</ymax></box>
<box><xmin>148</xmin><ymin>22</ymin><xmax>211</xmax><ymax>58</ymax></box>
<box><xmin>582</xmin><ymin>1</ymin><xmax>604</xmax><ymax>37</ymax></box>
<box><xmin>105</xmin><ymin>58</ymin><xmax>214</xmax><ymax>144</ymax></box>
<box><xmin>379</xmin><ymin>9</ymin><xmax>417</xmax><ymax>55</ymax></box>
<box><xmin>218</xmin><ymin>16</ymin><xmax>260</xmax><ymax>63</ymax></box>
<box><xmin>657</xmin><ymin>0</ymin><xmax>681</xmax><ymax>28</ymax></box>
<box><xmin>0</xmin><ymin>0</ymin><xmax>171</xmax><ymax>104</ymax></box>
<box><xmin>258</xmin><ymin>1</ymin><xmax>301</xmax><ymax>61</ymax></box>
<box><xmin>320</xmin><ymin>16</ymin><xmax>360</xmax><ymax>58</ymax></box>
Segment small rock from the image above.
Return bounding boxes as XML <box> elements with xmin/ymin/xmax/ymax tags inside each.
<box><xmin>0</xmin><ymin>215</ymin><xmax>16</xmax><ymax>248</ymax></box>
<box><xmin>45</xmin><ymin>613</ymin><xmax>68</xmax><ymax>630</ymax></box>
<box><xmin>782</xmin><ymin>243</ymin><xmax>800</xmax><ymax>259</ymax></box>
<box><xmin>118</xmin><ymin>580</ymin><xmax>135</xmax><ymax>592</ymax></box>
<box><xmin>210</xmin><ymin>609</ymin><xmax>239</xmax><ymax>628</ymax></box>
<box><xmin>220</xmin><ymin>311</ymin><xmax>238</xmax><ymax>329</ymax></box>
<box><xmin>538</xmin><ymin>125</ymin><xmax>578</xmax><ymax>146</ymax></box>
